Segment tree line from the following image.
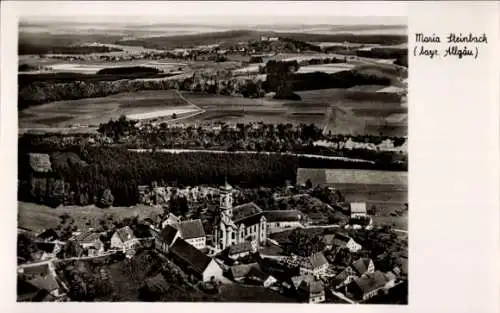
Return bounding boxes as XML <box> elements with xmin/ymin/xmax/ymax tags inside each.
<box><xmin>18</xmin><ymin>136</ymin><xmax>406</xmax><ymax>208</ymax></box>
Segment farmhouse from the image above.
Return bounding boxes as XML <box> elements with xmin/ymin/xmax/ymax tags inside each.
<box><xmin>18</xmin><ymin>263</ymin><xmax>63</xmax><ymax>298</ymax></box>
<box><xmin>350</xmin><ymin>202</ymin><xmax>368</xmax><ymax>218</ymax></box>
<box><xmin>169</xmin><ymin>238</ymin><xmax>223</xmax><ymax>282</ymax></box>
<box><xmin>332</xmin><ymin>233</ymin><xmax>362</xmax><ymax>253</ymax></box>
<box><xmin>111</xmin><ymin>226</ymin><xmax>138</xmax><ymax>251</ymax></box>
<box><xmin>294</xmin><ymin>275</ymin><xmax>325</xmax><ymax>303</ymax></box>
<box><xmin>36</xmin><ymin>228</ymin><xmax>60</xmax><ymax>242</ymax></box>
<box><xmin>177</xmin><ymin>219</ymin><xmax>206</xmax><ymax>250</ymax></box>
<box><xmin>230</xmin><ymin>263</ymin><xmax>261</xmax><ymax>282</ymax></box>
<box><xmin>161</xmin><ymin>212</ymin><xmax>180</xmax><ymax>229</ymax></box>
<box><xmin>346</xmin><ymin>271</ymin><xmax>395</xmax><ymax>301</ymax></box>
<box><xmin>217</xmin><ymin>182</ymin><xmax>267</xmax><ymax>251</ymax></box>
<box><xmin>299</xmin><ymin>252</ymin><xmax>329</xmax><ymax>277</ymax></box>
<box><xmin>352</xmin><ymin>258</ymin><xmax>375</xmax><ymax>276</ymax></box>
<box><xmin>263</xmin><ymin>210</ymin><xmax>306</xmax><ymax>234</ymax></box>
<box><xmin>73</xmin><ymin>232</ymin><xmax>104</xmax><ymax>256</ymax></box>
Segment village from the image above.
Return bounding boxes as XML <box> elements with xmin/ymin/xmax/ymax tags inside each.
<box><xmin>17</xmin><ymin>178</ymin><xmax>408</xmax><ymax>303</ymax></box>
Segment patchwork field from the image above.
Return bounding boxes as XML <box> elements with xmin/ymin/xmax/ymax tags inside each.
<box><xmin>181</xmin><ymin>87</ymin><xmax>406</xmax><ymax>136</ymax></box>
<box><xmin>19</xmin><ymin>90</ymin><xmax>200</xmax><ymax>128</ymax></box>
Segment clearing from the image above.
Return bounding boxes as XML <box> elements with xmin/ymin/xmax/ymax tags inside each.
<box><xmin>17</xmin><ymin>201</ymin><xmax>162</xmax><ymax>233</ymax></box>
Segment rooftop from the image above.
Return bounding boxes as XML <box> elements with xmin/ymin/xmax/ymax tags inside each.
<box><xmin>73</xmin><ymin>231</ymin><xmax>102</xmax><ymax>243</ymax></box>
<box><xmin>352</xmin><ymin>271</ymin><xmax>388</xmax><ymax>295</ymax></box>
<box><xmin>352</xmin><ymin>258</ymin><xmax>373</xmax><ymax>276</ymax></box>
<box><xmin>232</xmin><ymin>202</ymin><xmax>263</xmax><ymax>223</ymax></box>
<box><xmin>178</xmin><ymin>219</ymin><xmax>205</xmax><ymax>240</ymax></box>
<box><xmin>228</xmin><ymin>241</ymin><xmax>253</xmax><ymax>256</ymax></box>
<box><xmin>170</xmin><ymin>238</ymin><xmax>212</xmax><ymax>275</ymax></box>
<box><xmin>263</xmin><ymin>210</ymin><xmax>305</xmax><ymax>222</ymax></box>
<box><xmin>114</xmin><ymin>226</ymin><xmax>136</xmax><ymax>243</ymax></box>
<box><xmin>230</xmin><ymin>262</ymin><xmax>261</xmax><ymax>279</ymax></box>
<box><xmin>159</xmin><ymin>224</ymin><xmax>178</xmax><ymax>245</ymax></box>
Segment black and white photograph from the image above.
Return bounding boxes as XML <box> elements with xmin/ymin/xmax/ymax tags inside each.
<box><xmin>15</xmin><ymin>1</ymin><xmax>409</xmax><ymax>304</ymax></box>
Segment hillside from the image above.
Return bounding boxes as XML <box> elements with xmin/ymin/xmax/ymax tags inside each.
<box><xmin>117</xmin><ymin>30</ymin><xmax>408</xmax><ymax>50</ymax></box>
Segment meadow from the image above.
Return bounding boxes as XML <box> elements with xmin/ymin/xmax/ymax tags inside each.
<box><xmin>19</xmin><ymin>90</ymin><xmax>198</xmax><ymax>128</ymax></box>
<box><xmin>18</xmin><ymin>201</ymin><xmax>162</xmax><ymax>233</ymax></box>
<box><xmin>181</xmin><ymin>88</ymin><xmax>406</xmax><ymax>136</ymax></box>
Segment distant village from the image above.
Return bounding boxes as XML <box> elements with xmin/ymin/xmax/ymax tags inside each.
<box><xmin>18</xmin><ymin>178</ymin><xmax>407</xmax><ymax>303</ymax></box>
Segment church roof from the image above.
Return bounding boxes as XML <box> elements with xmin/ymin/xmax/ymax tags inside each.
<box><xmin>232</xmin><ymin>202</ymin><xmax>263</xmax><ymax>225</ymax></box>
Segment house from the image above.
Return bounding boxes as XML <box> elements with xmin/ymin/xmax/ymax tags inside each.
<box><xmin>36</xmin><ymin>228</ymin><xmax>59</xmax><ymax>242</ymax></box>
<box><xmin>217</xmin><ymin>181</ymin><xmax>267</xmax><ymax>251</ymax></box>
<box><xmin>229</xmin><ymin>262</ymin><xmax>261</xmax><ymax>282</ymax></box>
<box><xmin>352</xmin><ymin>258</ymin><xmax>375</xmax><ymax>276</ymax></box>
<box><xmin>227</xmin><ymin>241</ymin><xmax>254</xmax><ymax>260</ymax></box>
<box><xmin>169</xmin><ymin>238</ymin><xmax>223</xmax><ymax>282</ymax></box>
<box><xmin>332</xmin><ymin>233</ymin><xmax>362</xmax><ymax>253</ymax></box>
<box><xmin>350</xmin><ymin>202</ymin><xmax>367</xmax><ymax>218</ymax></box>
<box><xmin>34</xmin><ymin>242</ymin><xmax>63</xmax><ymax>261</ymax></box>
<box><xmin>263</xmin><ymin>210</ymin><xmax>306</xmax><ymax>234</ymax></box>
<box><xmin>294</xmin><ymin>275</ymin><xmax>325</xmax><ymax>303</ymax></box>
<box><xmin>177</xmin><ymin>219</ymin><xmax>206</xmax><ymax>250</ymax></box>
<box><xmin>161</xmin><ymin>212</ymin><xmax>180</xmax><ymax>229</ymax></box>
<box><xmin>246</xmin><ymin>266</ymin><xmax>277</xmax><ymax>287</ymax></box>
<box><xmin>299</xmin><ymin>252</ymin><xmax>329</xmax><ymax>277</ymax></box>
<box><xmin>155</xmin><ymin>224</ymin><xmax>179</xmax><ymax>254</ymax></box>
<box><xmin>333</xmin><ymin>267</ymin><xmax>357</xmax><ymax>289</ymax></box>
<box><xmin>110</xmin><ymin>226</ymin><xmax>138</xmax><ymax>251</ymax></box>
<box><xmin>321</xmin><ymin>234</ymin><xmax>336</xmax><ymax>250</ymax></box>
<box><xmin>74</xmin><ymin>232</ymin><xmax>104</xmax><ymax>256</ymax></box>
<box><xmin>346</xmin><ymin>271</ymin><xmax>393</xmax><ymax>301</ymax></box>
<box><xmin>18</xmin><ymin>263</ymin><xmax>63</xmax><ymax>298</ymax></box>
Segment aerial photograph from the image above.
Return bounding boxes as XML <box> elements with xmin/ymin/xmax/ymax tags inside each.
<box><xmin>17</xmin><ymin>8</ymin><xmax>408</xmax><ymax>304</ymax></box>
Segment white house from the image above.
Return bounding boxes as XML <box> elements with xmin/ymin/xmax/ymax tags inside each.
<box><xmin>110</xmin><ymin>226</ymin><xmax>138</xmax><ymax>251</ymax></box>
<box><xmin>350</xmin><ymin>202</ymin><xmax>368</xmax><ymax>218</ymax></box>
<box><xmin>161</xmin><ymin>213</ymin><xmax>180</xmax><ymax>229</ymax></box>
<box><xmin>263</xmin><ymin>210</ymin><xmax>306</xmax><ymax>234</ymax></box>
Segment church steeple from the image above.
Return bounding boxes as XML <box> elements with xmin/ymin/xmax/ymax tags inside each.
<box><xmin>220</xmin><ymin>177</ymin><xmax>233</xmax><ymax>217</ymax></box>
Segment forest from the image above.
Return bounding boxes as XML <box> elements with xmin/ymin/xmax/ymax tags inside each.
<box><xmin>18</xmin><ymin>131</ymin><xmax>406</xmax><ymax>208</ymax></box>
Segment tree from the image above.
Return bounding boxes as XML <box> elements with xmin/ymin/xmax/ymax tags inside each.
<box><xmin>305</xmin><ymin>179</ymin><xmax>313</xmax><ymax>189</ymax></box>
<box><xmin>57</xmin><ymin>240</ymin><xmax>84</xmax><ymax>259</ymax></box>
<box><xmin>284</xmin><ymin>229</ymin><xmax>325</xmax><ymax>257</ymax></box>
<box><xmin>98</xmin><ymin>188</ymin><xmax>114</xmax><ymax>208</ymax></box>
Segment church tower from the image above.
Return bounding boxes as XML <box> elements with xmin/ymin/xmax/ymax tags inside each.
<box><xmin>219</xmin><ymin>178</ymin><xmax>233</xmax><ymax>218</ymax></box>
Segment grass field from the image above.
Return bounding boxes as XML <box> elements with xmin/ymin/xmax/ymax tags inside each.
<box><xmin>18</xmin><ymin>201</ymin><xmax>162</xmax><ymax>233</ymax></box>
<box><xmin>19</xmin><ymin>90</ymin><xmax>199</xmax><ymax>128</ymax></box>
<box><xmin>296</xmin><ymin>167</ymin><xmax>407</xmax><ymax>230</ymax></box>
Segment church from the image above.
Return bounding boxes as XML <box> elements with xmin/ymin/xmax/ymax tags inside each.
<box><xmin>216</xmin><ymin>181</ymin><xmax>267</xmax><ymax>251</ymax></box>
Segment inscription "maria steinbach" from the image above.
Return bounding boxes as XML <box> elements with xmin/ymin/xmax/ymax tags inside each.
<box><xmin>414</xmin><ymin>32</ymin><xmax>488</xmax><ymax>59</ymax></box>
